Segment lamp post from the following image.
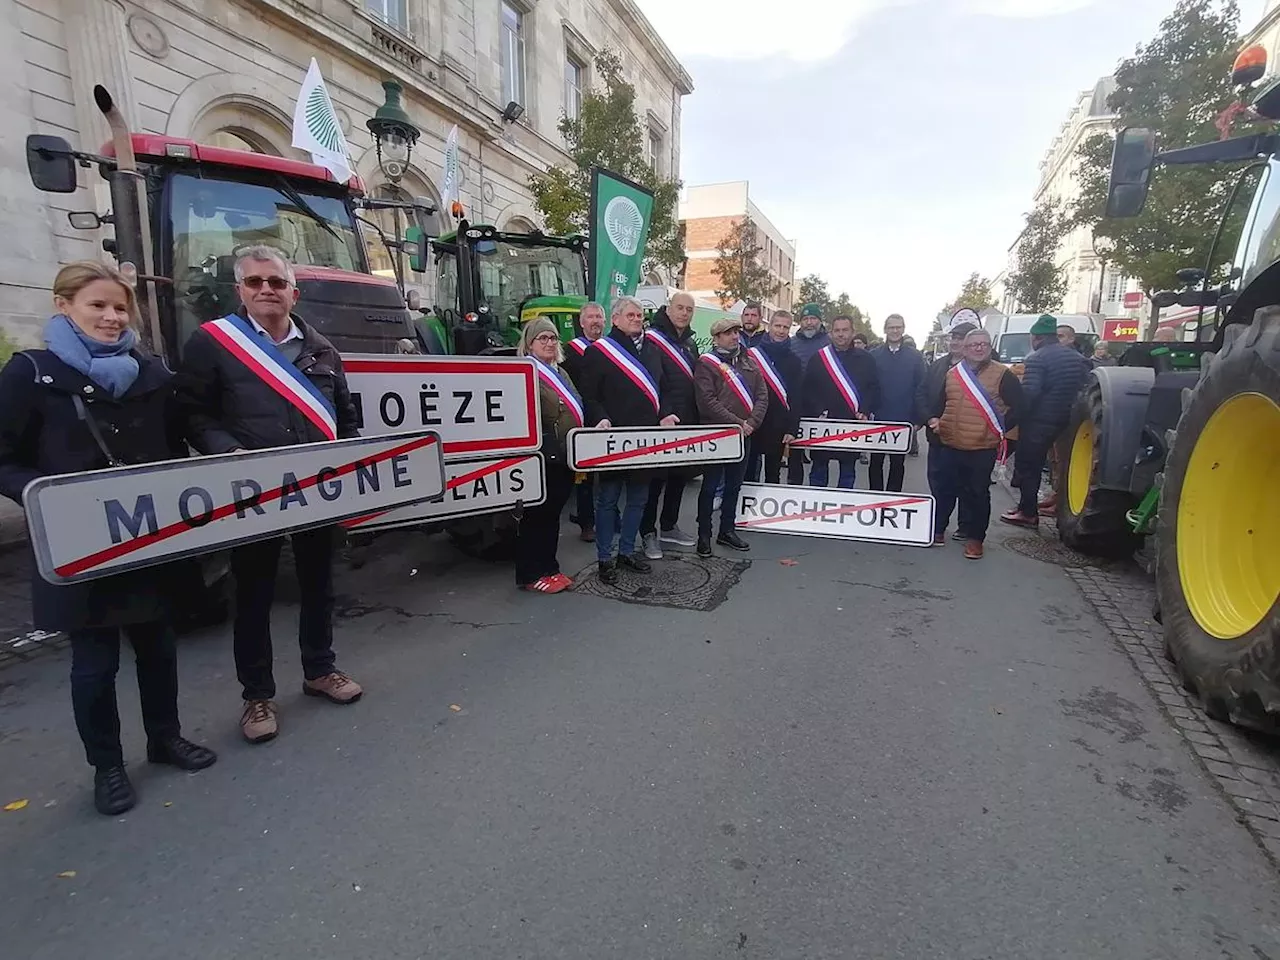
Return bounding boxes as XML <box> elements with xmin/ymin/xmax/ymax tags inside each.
<box><xmin>366</xmin><ymin>80</ymin><xmax>421</xmax><ymax>287</ymax></box>
<box><xmin>1092</xmin><ymin>233</ymin><xmax>1117</xmax><ymax>315</ymax></box>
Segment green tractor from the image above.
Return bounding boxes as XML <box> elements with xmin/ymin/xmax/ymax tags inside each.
<box><xmin>1055</xmin><ymin>46</ymin><xmax>1280</xmax><ymax>731</ymax></box>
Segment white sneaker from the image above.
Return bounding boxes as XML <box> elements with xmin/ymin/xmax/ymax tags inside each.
<box><xmin>642</xmin><ymin>533</ymin><xmax>663</xmax><ymax>560</ymax></box>
<box><xmin>660</xmin><ymin>525</ymin><xmax>697</xmax><ymax>547</ymax></box>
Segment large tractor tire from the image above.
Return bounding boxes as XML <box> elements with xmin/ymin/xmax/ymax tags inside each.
<box><xmin>1055</xmin><ymin>378</ymin><xmax>1142</xmax><ymax>558</ymax></box>
<box><xmin>1157</xmin><ymin>306</ymin><xmax>1280</xmax><ymax>732</ymax></box>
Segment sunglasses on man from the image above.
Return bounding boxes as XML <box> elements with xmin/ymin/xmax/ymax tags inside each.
<box><xmin>240</xmin><ymin>276</ymin><xmax>292</xmax><ymax>291</ymax></box>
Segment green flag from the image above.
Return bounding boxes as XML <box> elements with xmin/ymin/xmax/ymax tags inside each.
<box><xmin>588</xmin><ymin>168</ymin><xmax>655</xmax><ymax>317</ymax></box>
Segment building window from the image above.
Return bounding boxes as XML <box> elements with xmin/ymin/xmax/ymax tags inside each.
<box><xmin>646</xmin><ymin>128</ymin><xmax>663</xmax><ymax>173</ymax></box>
<box><xmin>564</xmin><ymin>55</ymin><xmax>584</xmax><ymax>121</ymax></box>
<box><xmin>365</xmin><ymin>0</ymin><xmax>408</xmax><ymax>32</ymax></box>
<box><xmin>501</xmin><ymin>2</ymin><xmax>526</xmax><ymax>108</ymax></box>
<box><xmin>1106</xmin><ymin>271</ymin><xmax>1128</xmax><ymax>303</ymax></box>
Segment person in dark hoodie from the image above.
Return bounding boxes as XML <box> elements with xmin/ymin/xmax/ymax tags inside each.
<box><xmin>917</xmin><ymin>309</ymin><xmax>979</xmax><ymax>540</ymax></box>
<box><xmin>869</xmin><ymin>313</ymin><xmax>925</xmax><ymax>492</ymax></box>
<box><xmin>639</xmin><ymin>292</ymin><xmax>700</xmax><ymax>560</ymax></box>
<box><xmin>802</xmin><ymin>314</ymin><xmax>881</xmax><ymax>489</ymax></box>
<box><xmin>787</xmin><ymin>302</ymin><xmax>830</xmax><ymax>482</ymax></box>
<box><xmin>745</xmin><ymin>309</ymin><xmax>803</xmax><ymax>483</ymax></box>
<box><xmin>563</xmin><ymin>301</ymin><xmax>607</xmax><ymax>542</ymax></box>
<box><xmin>739</xmin><ymin>300</ymin><xmax>767</xmax><ymax>349</ymax></box>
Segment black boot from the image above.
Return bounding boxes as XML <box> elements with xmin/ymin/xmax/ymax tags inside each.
<box><xmin>147</xmin><ymin>736</ymin><xmax>218</xmax><ymax>771</ymax></box>
<box><xmin>598</xmin><ymin>559</ymin><xmax>619</xmax><ymax>585</ymax></box>
<box><xmin>696</xmin><ymin>537</ymin><xmax>712</xmax><ymax>557</ymax></box>
<box><xmin>716</xmin><ymin>531</ymin><xmax>750</xmax><ymax>551</ymax></box>
<box><xmin>94</xmin><ymin>765</ymin><xmax>136</xmax><ymax>816</ymax></box>
<box><xmin>617</xmin><ymin>553</ymin><xmax>651</xmax><ymax>574</ymax></box>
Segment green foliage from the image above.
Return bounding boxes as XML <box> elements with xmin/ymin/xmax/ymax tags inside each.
<box><xmin>1073</xmin><ymin>0</ymin><xmax>1245</xmax><ymax>293</ymax></box>
<box><xmin>714</xmin><ymin>217</ymin><xmax>778</xmax><ymax>306</ymax></box>
<box><xmin>1006</xmin><ymin>198</ymin><xmax>1071</xmax><ymax>313</ymax></box>
<box><xmin>792</xmin><ymin>273</ymin><xmax>878</xmax><ymax>342</ymax></box>
<box><xmin>0</xmin><ymin>331</ymin><xmax>16</xmax><ymax>368</ymax></box>
<box><xmin>528</xmin><ymin>50</ymin><xmax>684</xmax><ymax>274</ymax></box>
<box><xmin>941</xmin><ymin>272</ymin><xmax>997</xmax><ymax>325</ymax></box>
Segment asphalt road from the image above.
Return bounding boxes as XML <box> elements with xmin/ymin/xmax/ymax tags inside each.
<box><xmin>2</xmin><ymin>458</ymin><xmax>1280</xmax><ymax>960</ymax></box>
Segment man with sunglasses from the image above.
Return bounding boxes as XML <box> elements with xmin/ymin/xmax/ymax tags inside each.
<box><xmin>175</xmin><ymin>245</ymin><xmax>362</xmax><ymax>746</ymax></box>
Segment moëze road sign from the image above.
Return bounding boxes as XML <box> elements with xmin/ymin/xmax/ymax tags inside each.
<box><xmin>793</xmin><ymin>419</ymin><xmax>914</xmax><ymax>453</ymax></box>
<box><xmin>567</xmin><ymin>425</ymin><xmax>744</xmax><ymax>472</ymax></box>
<box><xmin>25</xmin><ymin>432</ymin><xmax>446</xmax><ymax>585</ymax></box>
<box><xmin>343</xmin><ymin>354</ymin><xmax>540</xmax><ymax>457</ymax></box>
<box><xmin>343</xmin><ymin>453</ymin><xmax>546</xmax><ymax>533</ymax></box>
<box><xmin>735</xmin><ymin>483</ymin><xmax>934</xmax><ymax>547</ymax></box>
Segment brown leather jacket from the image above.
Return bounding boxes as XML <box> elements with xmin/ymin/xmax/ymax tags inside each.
<box><xmin>936</xmin><ymin>359</ymin><xmax>1022</xmax><ymax>451</ymax></box>
<box><xmin>693</xmin><ymin>349</ymin><xmax>768</xmax><ymax>429</ymax></box>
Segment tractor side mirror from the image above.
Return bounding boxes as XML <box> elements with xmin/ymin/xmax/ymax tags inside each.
<box><xmin>1105</xmin><ymin>127</ymin><xmax>1156</xmax><ymax>219</ymax></box>
<box><xmin>405</xmin><ymin>225</ymin><xmax>428</xmax><ymax>274</ymax></box>
<box><xmin>27</xmin><ymin>134</ymin><xmax>77</xmax><ymax>193</ymax></box>
<box><xmin>1176</xmin><ymin>267</ymin><xmax>1206</xmax><ymax>287</ymax></box>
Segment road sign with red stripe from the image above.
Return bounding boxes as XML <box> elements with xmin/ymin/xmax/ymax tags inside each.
<box><xmin>793</xmin><ymin>419</ymin><xmax>914</xmax><ymax>453</ymax></box>
<box><xmin>567</xmin><ymin>425</ymin><xmax>745</xmax><ymax>472</ymax></box>
<box><xmin>24</xmin><ymin>432</ymin><xmax>446</xmax><ymax>584</ymax></box>
<box><xmin>342</xmin><ymin>453</ymin><xmax>546</xmax><ymax>532</ymax></box>
<box><xmin>736</xmin><ymin>483</ymin><xmax>934</xmax><ymax>546</ymax></box>
<box><xmin>342</xmin><ymin>354</ymin><xmax>540</xmax><ymax>457</ymax></box>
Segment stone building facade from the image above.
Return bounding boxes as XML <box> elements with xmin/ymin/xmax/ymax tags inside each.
<box><xmin>1</xmin><ymin>0</ymin><xmax>692</xmax><ymax>345</ymax></box>
<box><xmin>679</xmin><ymin>181</ymin><xmax>795</xmax><ymax>315</ymax></box>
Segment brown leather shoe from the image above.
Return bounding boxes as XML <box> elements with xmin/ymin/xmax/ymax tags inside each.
<box><xmin>964</xmin><ymin>540</ymin><xmax>984</xmax><ymax>560</ymax></box>
<box><xmin>999</xmin><ymin>510</ymin><xmax>1039</xmax><ymax>528</ymax></box>
<box><xmin>240</xmin><ymin>699</ymin><xmax>278</xmax><ymax>743</ymax></box>
<box><xmin>933</xmin><ymin>532</ymin><xmax>946</xmax><ymax>546</ymax></box>
<box><xmin>303</xmin><ymin>671</ymin><xmax>363</xmax><ymax>704</ymax></box>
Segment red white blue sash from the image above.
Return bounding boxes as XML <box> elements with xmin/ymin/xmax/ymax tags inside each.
<box><xmin>700</xmin><ymin>353</ymin><xmax>754</xmax><ymax>411</ymax></box>
<box><xmin>203</xmin><ymin>314</ymin><xmax>337</xmax><ymax>440</ymax></box>
<box><xmin>748</xmin><ymin>347</ymin><xmax>788</xmax><ymax>408</ymax></box>
<box><xmin>569</xmin><ymin>336</ymin><xmax>591</xmax><ymax>356</ymax></box>
<box><xmin>594</xmin><ymin>336</ymin><xmax>660</xmax><ymax>412</ymax></box>
<box><xmin>534</xmin><ymin>358</ymin><xmax>584</xmax><ymax>426</ymax></box>
<box><xmin>819</xmin><ymin>345</ymin><xmax>860</xmax><ymax>415</ymax></box>
<box><xmin>952</xmin><ymin>362</ymin><xmax>1007</xmax><ymax>460</ymax></box>
<box><xmin>647</xmin><ymin>329</ymin><xmax>694</xmax><ymax>379</ymax></box>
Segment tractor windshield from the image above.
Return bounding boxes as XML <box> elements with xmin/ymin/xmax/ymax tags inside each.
<box><xmin>1234</xmin><ymin>159</ymin><xmax>1280</xmax><ymax>290</ymax></box>
<box><xmin>474</xmin><ymin>239</ymin><xmax>585</xmax><ymax>328</ymax></box>
<box><xmin>166</xmin><ymin>173</ymin><xmax>365</xmax><ymax>342</ymax></box>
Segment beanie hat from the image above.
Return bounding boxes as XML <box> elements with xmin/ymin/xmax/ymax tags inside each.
<box><xmin>1030</xmin><ymin>314</ymin><xmax>1058</xmax><ymax>336</ymax></box>
<box><xmin>799</xmin><ymin>302</ymin><xmax>823</xmax><ymax>319</ymax></box>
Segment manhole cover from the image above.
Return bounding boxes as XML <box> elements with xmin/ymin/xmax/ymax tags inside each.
<box><xmin>1002</xmin><ymin>534</ymin><xmax>1117</xmax><ymax>569</ymax></box>
<box><xmin>572</xmin><ymin>553</ymin><xmax>750</xmax><ymax>611</ymax></box>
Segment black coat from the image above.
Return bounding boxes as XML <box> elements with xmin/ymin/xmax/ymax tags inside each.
<box><xmin>174</xmin><ymin>314</ymin><xmax>359</xmax><ymax>454</ymax></box>
<box><xmin>750</xmin><ymin>340</ymin><xmax>803</xmax><ymax>443</ymax></box>
<box><xmin>577</xmin><ymin>327</ymin><xmax>672</xmax><ymax>428</ymax></box>
<box><xmin>0</xmin><ymin>349</ymin><xmax>192</xmax><ymax>632</ymax></box>
<box><xmin>802</xmin><ymin>345</ymin><xmax>882</xmax><ymax>420</ymax></box>
<box><xmin>917</xmin><ymin>354</ymin><xmax>955</xmax><ymax>445</ymax></box>
<box><xmin>647</xmin><ymin>307</ymin><xmax>701</xmax><ymax>426</ymax></box>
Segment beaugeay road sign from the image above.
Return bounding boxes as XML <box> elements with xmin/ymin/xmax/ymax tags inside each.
<box><xmin>343</xmin><ymin>355</ymin><xmax>540</xmax><ymax>457</ymax></box>
<box><xmin>792</xmin><ymin>420</ymin><xmax>914</xmax><ymax>454</ymax></box>
<box><xmin>25</xmin><ymin>432</ymin><xmax>446</xmax><ymax>584</ymax></box>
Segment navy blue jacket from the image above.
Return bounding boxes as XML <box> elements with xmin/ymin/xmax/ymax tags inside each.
<box><xmin>789</xmin><ymin>329</ymin><xmax>831</xmax><ymax>372</ymax></box>
<box><xmin>870</xmin><ymin>343</ymin><xmax>926</xmax><ymax>424</ymax></box>
<box><xmin>1020</xmin><ymin>341</ymin><xmax>1091</xmax><ymax>439</ymax></box>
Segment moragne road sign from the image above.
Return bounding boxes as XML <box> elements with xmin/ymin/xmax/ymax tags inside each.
<box><xmin>735</xmin><ymin>483</ymin><xmax>935</xmax><ymax>546</ymax></box>
<box><xmin>792</xmin><ymin>419</ymin><xmax>914</xmax><ymax>454</ymax></box>
<box><xmin>24</xmin><ymin>432</ymin><xmax>446</xmax><ymax>585</ymax></box>
<box><xmin>343</xmin><ymin>453</ymin><xmax>546</xmax><ymax>533</ymax></box>
<box><xmin>567</xmin><ymin>425</ymin><xmax>745</xmax><ymax>472</ymax></box>
<box><xmin>343</xmin><ymin>354</ymin><xmax>541</xmax><ymax>457</ymax></box>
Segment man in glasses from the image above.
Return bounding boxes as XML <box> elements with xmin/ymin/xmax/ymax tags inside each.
<box><xmin>175</xmin><ymin>244</ymin><xmax>363</xmax><ymax>745</ymax></box>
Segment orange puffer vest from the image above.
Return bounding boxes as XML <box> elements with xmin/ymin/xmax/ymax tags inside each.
<box><xmin>937</xmin><ymin>360</ymin><xmax>1009</xmax><ymax>451</ymax></box>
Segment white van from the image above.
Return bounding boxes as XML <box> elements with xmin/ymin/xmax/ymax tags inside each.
<box><xmin>983</xmin><ymin>313</ymin><xmax>1101</xmax><ymax>364</ymax></box>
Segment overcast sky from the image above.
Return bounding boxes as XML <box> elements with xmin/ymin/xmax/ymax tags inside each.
<box><xmin>633</xmin><ymin>0</ymin><xmax>1267</xmax><ymax>338</ymax></box>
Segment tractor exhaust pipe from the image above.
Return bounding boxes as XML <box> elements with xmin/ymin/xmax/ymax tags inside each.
<box><xmin>94</xmin><ymin>84</ymin><xmax>165</xmax><ymax>356</ymax></box>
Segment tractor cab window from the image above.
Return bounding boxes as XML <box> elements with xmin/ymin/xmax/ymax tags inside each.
<box><xmin>1236</xmin><ymin>160</ymin><xmax>1280</xmax><ymax>290</ymax></box>
<box><xmin>472</xmin><ymin>239</ymin><xmax>585</xmax><ymax>331</ymax></box>
<box><xmin>166</xmin><ymin>173</ymin><xmax>364</xmax><ymax>346</ymax></box>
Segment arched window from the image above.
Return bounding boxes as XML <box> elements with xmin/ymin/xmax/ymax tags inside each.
<box><xmin>207</xmin><ymin>129</ymin><xmax>274</xmax><ymax>155</ymax></box>
<box><xmin>189</xmin><ymin>101</ymin><xmax>294</xmax><ymax>158</ymax></box>
<box><xmin>504</xmin><ymin>216</ymin><xmax>536</xmax><ymax>234</ymax></box>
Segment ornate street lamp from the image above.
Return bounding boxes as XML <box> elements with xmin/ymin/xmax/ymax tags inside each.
<box><xmin>366</xmin><ymin>79</ymin><xmax>420</xmax><ymax>184</ymax></box>
<box><xmin>1092</xmin><ymin>233</ymin><xmax>1118</xmax><ymax>314</ymax></box>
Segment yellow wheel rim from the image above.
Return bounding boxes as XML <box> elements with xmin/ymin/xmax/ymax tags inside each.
<box><xmin>1177</xmin><ymin>392</ymin><xmax>1280</xmax><ymax>640</ymax></box>
<box><xmin>1067</xmin><ymin>421</ymin><xmax>1094</xmax><ymax>516</ymax></box>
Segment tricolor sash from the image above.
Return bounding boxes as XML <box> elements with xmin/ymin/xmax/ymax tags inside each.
<box><xmin>569</xmin><ymin>336</ymin><xmax>592</xmax><ymax>356</ymax></box>
<box><xmin>952</xmin><ymin>361</ymin><xmax>1007</xmax><ymax>461</ymax></box>
<box><xmin>749</xmin><ymin>347</ymin><xmax>788</xmax><ymax>408</ymax></box>
<box><xmin>534</xmin><ymin>358</ymin><xmax>584</xmax><ymax>426</ymax></box>
<box><xmin>593</xmin><ymin>336</ymin><xmax>660</xmax><ymax>412</ymax></box>
<box><xmin>700</xmin><ymin>353</ymin><xmax>754</xmax><ymax>411</ymax></box>
<box><xmin>203</xmin><ymin>314</ymin><xmax>337</xmax><ymax>440</ymax></box>
<box><xmin>647</xmin><ymin>329</ymin><xmax>694</xmax><ymax>379</ymax></box>
<box><xmin>818</xmin><ymin>345</ymin><xmax>861</xmax><ymax>415</ymax></box>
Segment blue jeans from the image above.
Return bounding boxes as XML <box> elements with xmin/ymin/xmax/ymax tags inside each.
<box><xmin>698</xmin><ymin>457</ymin><xmax>749</xmax><ymax>540</ymax></box>
<box><xmin>595</xmin><ymin>475</ymin><xmax>648</xmax><ymax>562</ymax></box>
<box><xmin>810</xmin><ymin>452</ymin><xmax>857</xmax><ymax>489</ymax></box>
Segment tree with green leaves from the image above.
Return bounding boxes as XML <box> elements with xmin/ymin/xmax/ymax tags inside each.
<box><xmin>941</xmin><ymin>272</ymin><xmax>997</xmax><ymax>325</ymax></box>
<box><xmin>528</xmin><ymin>50</ymin><xmax>684</xmax><ymax>274</ymax></box>
<box><xmin>714</xmin><ymin>217</ymin><xmax>778</xmax><ymax>307</ymax></box>
<box><xmin>1073</xmin><ymin>0</ymin><xmax>1245</xmax><ymax>295</ymax></box>
<box><xmin>790</xmin><ymin>273</ymin><xmax>877</xmax><ymax>341</ymax></box>
<box><xmin>1006</xmin><ymin>198</ymin><xmax>1071</xmax><ymax>313</ymax></box>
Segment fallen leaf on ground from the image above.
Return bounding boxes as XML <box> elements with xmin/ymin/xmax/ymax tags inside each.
<box><xmin>3</xmin><ymin>799</ymin><xmax>28</xmax><ymax>812</ymax></box>
<box><xmin>163</xmin><ymin>802</ymin><xmax>173</xmax><ymax>808</ymax></box>
<box><xmin>779</xmin><ymin>559</ymin><xmax>799</xmax><ymax>567</ymax></box>
<box><xmin>56</xmin><ymin>871</ymin><xmax>76</xmax><ymax>879</ymax></box>
<box><xmin>449</xmin><ymin>704</ymin><xmax>462</xmax><ymax>712</ymax></box>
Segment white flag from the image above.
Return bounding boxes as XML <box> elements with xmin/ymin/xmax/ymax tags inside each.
<box><xmin>292</xmin><ymin>58</ymin><xmax>352</xmax><ymax>183</ymax></box>
<box><xmin>440</xmin><ymin>124</ymin><xmax>460</xmax><ymax>211</ymax></box>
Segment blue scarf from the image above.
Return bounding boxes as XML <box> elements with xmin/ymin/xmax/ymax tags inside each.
<box><xmin>43</xmin><ymin>315</ymin><xmax>139</xmax><ymax>399</ymax></box>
